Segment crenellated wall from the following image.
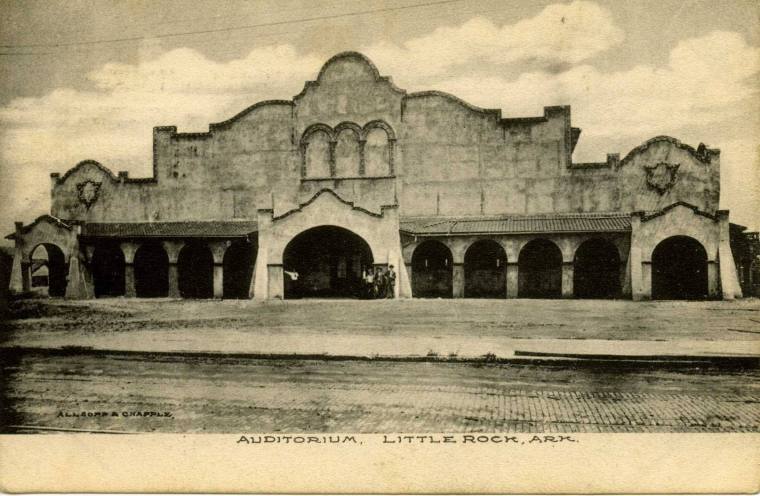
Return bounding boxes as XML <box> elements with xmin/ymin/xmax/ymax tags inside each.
<box><xmin>48</xmin><ymin>52</ymin><xmax>721</xmax><ymax>225</ymax></box>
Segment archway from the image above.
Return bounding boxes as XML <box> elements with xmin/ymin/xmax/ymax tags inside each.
<box><xmin>30</xmin><ymin>243</ymin><xmax>67</xmax><ymax>297</ymax></box>
<box><xmin>518</xmin><ymin>239</ymin><xmax>562</xmax><ymax>298</ymax></box>
<box><xmin>652</xmin><ymin>236</ymin><xmax>708</xmax><ymax>300</ymax></box>
<box><xmin>178</xmin><ymin>242</ymin><xmax>214</xmax><ymax>299</ymax></box>
<box><xmin>283</xmin><ymin>226</ymin><xmax>373</xmax><ymax>298</ymax></box>
<box><xmin>223</xmin><ymin>240</ymin><xmax>256</xmax><ymax>299</ymax></box>
<box><xmin>464</xmin><ymin>240</ymin><xmax>507</xmax><ymax>298</ymax></box>
<box><xmin>134</xmin><ymin>242</ymin><xmax>169</xmax><ymax>297</ymax></box>
<box><xmin>411</xmin><ymin>240</ymin><xmax>453</xmax><ymax>298</ymax></box>
<box><xmin>573</xmin><ymin>238</ymin><xmax>621</xmax><ymax>299</ymax></box>
<box><xmin>92</xmin><ymin>243</ymin><xmax>125</xmax><ymax>297</ymax></box>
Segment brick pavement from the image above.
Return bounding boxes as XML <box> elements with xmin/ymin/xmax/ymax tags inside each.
<box><xmin>2</xmin><ymin>353</ymin><xmax>758</xmax><ymax>433</ymax></box>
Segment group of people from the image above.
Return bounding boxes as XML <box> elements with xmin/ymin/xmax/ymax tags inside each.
<box><xmin>361</xmin><ymin>265</ymin><xmax>396</xmax><ymax>299</ymax></box>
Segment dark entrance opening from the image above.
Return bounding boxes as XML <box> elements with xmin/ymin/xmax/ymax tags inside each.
<box><xmin>92</xmin><ymin>242</ymin><xmax>125</xmax><ymax>297</ymax></box>
<box><xmin>652</xmin><ymin>235</ymin><xmax>708</xmax><ymax>300</ymax></box>
<box><xmin>31</xmin><ymin>243</ymin><xmax>67</xmax><ymax>297</ymax></box>
<box><xmin>411</xmin><ymin>240</ymin><xmax>453</xmax><ymax>298</ymax></box>
<box><xmin>518</xmin><ymin>239</ymin><xmax>562</xmax><ymax>298</ymax></box>
<box><xmin>178</xmin><ymin>242</ymin><xmax>214</xmax><ymax>299</ymax></box>
<box><xmin>573</xmin><ymin>238</ymin><xmax>620</xmax><ymax>299</ymax></box>
<box><xmin>283</xmin><ymin>226</ymin><xmax>373</xmax><ymax>299</ymax></box>
<box><xmin>464</xmin><ymin>240</ymin><xmax>507</xmax><ymax>298</ymax></box>
<box><xmin>223</xmin><ymin>240</ymin><xmax>256</xmax><ymax>299</ymax></box>
<box><xmin>134</xmin><ymin>242</ymin><xmax>169</xmax><ymax>297</ymax></box>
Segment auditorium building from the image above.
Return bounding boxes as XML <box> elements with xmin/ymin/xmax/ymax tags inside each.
<box><xmin>6</xmin><ymin>52</ymin><xmax>752</xmax><ymax>301</ymax></box>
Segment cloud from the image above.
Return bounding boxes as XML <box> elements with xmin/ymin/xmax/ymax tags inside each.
<box><xmin>365</xmin><ymin>1</ymin><xmax>624</xmax><ymax>78</ymax></box>
<box><xmin>0</xmin><ymin>2</ymin><xmax>758</xmax><ymax>232</ymax></box>
<box><xmin>426</xmin><ymin>30</ymin><xmax>759</xmax><ymax>141</ymax></box>
<box><xmin>0</xmin><ymin>45</ymin><xmax>324</xmax><ymax>231</ymax></box>
<box><xmin>89</xmin><ymin>45</ymin><xmax>323</xmax><ymax>94</ymax></box>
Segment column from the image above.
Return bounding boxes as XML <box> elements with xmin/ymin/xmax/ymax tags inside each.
<box><xmin>561</xmin><ymin>262</ymin><xmax>574</xmax><ymax>298</ymax></box>
<box><xmin>252</xmin><ymin>209</ymin><xmax>272</xmax><ymax>300</ymax></box>
<box><xmin>629</xmin><ymin>213</ymin><xmax>648</xmax><ymax>301</ymax></box>
<box><xmin>267</xmin><ymin>265</ymin><xmax>283</xmax><ymax>299</ymax></box>
<box><xmin>9</xmin><ymin>222</ymin><xmax>30</xmax><ymax>293</ymax></box>
<box><xmin>124</xmin><ymin>265</ymin><xmax>136</xmax><ymax>297</ymax></box>
<box><xmin>168</xmin><ymin>265</ymin><xmax>180</xmax><ymax>298</ymax></box>
<box><xmin>506</xmin><ymin>263</ymin><xmax>518</xmax><ymax>298</ymax></box>
<box><xmin>717</xmin><ymin>210</ymin><xmax>741</xmax><ymax>299</ymax></box>
<box><xmin>707</xmin><ymin>261</ymin><xmax>720</xmax><ymax>298</ymax></box>
<box><xmin>452</xmin><ymin>264</ymin><xmax>465</xmax><ymax>298</ymax></box>
<box><xmin>620</xmin><ymin>259</ymin><xmax>631</xmax><ymax>299</ymax></box>
<box><xmin>208</xmin><ymin>240</ymin><xmax>229</xmax><ymax>299</ymax></box>
<box><xmin>65</xmin><ymin>225</ymin><xmax>95</xmax><ymax>299</ymax></box>
<box><xmin>163</xmin><ymin>240</ymin><xmax>184</xmax><ymax>299</ymax></box>
<box><xmin>404</xmin><ymin>263</ymin><xmax>413</xmax><ymax>298</ymax></box>
<box><xmin>640</xmin><ymin>261</ymin><xmax>652</xmax><ymax>300</ymax></box>
<box><xmin>120</xmin><ymin>242</ymin><xmax>139</xmax><ymax>298</ymax></box>
<box><xmin>213</xmin><ymin>265</ymin><xmax>224</xmax><ymax>299</ymax></box>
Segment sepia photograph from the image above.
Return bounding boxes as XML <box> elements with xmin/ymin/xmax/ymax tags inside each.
<box><xmin>0</xmin><ymin>0</ymin><xmax>758</xmax><ymax>492</ymax></box>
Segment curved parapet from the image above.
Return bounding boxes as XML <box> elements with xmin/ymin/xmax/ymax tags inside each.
<box><xmin>293</xmin><ymin>51</ymin><xmax>406</xmax><ymax>101</ymax></box>
<box><xmin>404</xmin><ymin>90</ymin><xmax>502</xmax><ymax>119</ymax></box>
<box><xmin>620</xmin><ymin>136</ymin><xmax>719</xmax><ymax>167</ymax></box>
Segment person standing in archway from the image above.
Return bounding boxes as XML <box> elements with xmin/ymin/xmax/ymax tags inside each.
<box><xmin>386</xmin><ymin>265</ymin><xmax>396</xmax><ymax>298</ymax></box>
<box><xmin>374</xmin><ymin>267</ymin><xmax>385</xmax><ymax>299</ymax></box>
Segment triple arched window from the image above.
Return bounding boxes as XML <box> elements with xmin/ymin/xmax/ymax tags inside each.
<box><xmin>301</xmin><ymin>120</ymin><xmax>395</xmax><ymax>178</ymax></box>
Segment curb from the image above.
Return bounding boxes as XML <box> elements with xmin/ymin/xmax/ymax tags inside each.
<box><xmin>2</xmin><ymin>346</ymin><xmax>759</xmax><ymax>369</ymax></box>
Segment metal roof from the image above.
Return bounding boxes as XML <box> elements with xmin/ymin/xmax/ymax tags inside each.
<box><xmin>81</xmin><ymin>221</ymin><xmax>258</xmax><ymax>238</ymax></box>
<box><xmin>400</xmin><ymin>213</ymin><xmax>631</xmax><ymax>235</ymax></box>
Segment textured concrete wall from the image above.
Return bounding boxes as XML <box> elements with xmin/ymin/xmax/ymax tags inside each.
<box><xmin>48</xmin><ymin>53</ymin><xmax>721</xmax><ymax>227</ymax></box>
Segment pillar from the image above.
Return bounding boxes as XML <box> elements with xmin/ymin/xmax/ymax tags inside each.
<box><xmin>65</xmin><ymin>225</ymin><xmax>94</xmax><ymax>299</ymax></box>
<box><xmin>168</xmin><ymin>265</ymin><xmax>180</xmax><ymax>298</ymax></box>
<box><xmin>561</xmin><ymin>262</ymin><xmax>574</xmax><ymax>298</ymax></box>
<box><xmin>9</xmin><ymin>222</ymin><xmax>30</xmax><ymax>293</ymax></box>
<box><xmin>452</xmin><ymin>264</ymin><xmax>465</xmax><ymax>298</ymax></box>
<box><xmin>163</xmin><ymin>240</ymin><xmax>184</xmax><ymax>299</ymax></box>
<box><xmin>641</xmin><ymin>261</ymin><xmax>652</xmax><ymax>300</ymax></box>
<box><xmin>630</xmin><ymin>213</ymin><xmax>649</xmax><ymax>301</ymax></box>
<box><xmin>213</xmin><ymin>265</ymin><xmax>224</xmax><ymax>299</ymax></box>
<box><xmin>506</xmin><ymin>263</ymin><xmax>518</xmax><ymax>298</ymax></box>
<box><xmin>717</xmin><ymin>210</ymin><xmax>742</xmax><ymax>299</ymax></box>
<box><xmin>267</xmin><ymin>265</ymin><xmax>283</xmax><ymax>299</ymax></box>
<box><xmin>708</xmin><ymin>261</ymin><xmax>720</xmax><ymax>298</ymax></box>
<box><xmin>252</xmin><ymin>208</ymin><xmax>272</xmax><ymax>300</ymax></box>
<box><xmin>124</xmin><ymin>265</ymin><xmax>136</xmax><ymax>297</ymax></box>
<box><xmin>397</xmin><ymin>259</ymin><xmax>414</xmax><ymax>298</ymax></box>
<box><xmin>120</xmin><ymin>242</ymin><xmax>139</xmax><ymax>298</ymax></box>
<box><xmin>208</xmin><ymin>240</ymin><xmax>229</xmax><ymax>299</ymax></box>
<box><xmin>621</xmin><ymin>258</ymin><xmax>631</xmax><ymax>298</ymax></box>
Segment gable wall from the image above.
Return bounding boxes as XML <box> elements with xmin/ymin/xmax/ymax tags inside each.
<box><xmin>48</xmin><ymin>53</ymin><xmax>721</xmax><ymax>225</ymax></box>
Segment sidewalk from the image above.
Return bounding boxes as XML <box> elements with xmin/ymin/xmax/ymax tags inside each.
<box><xmin>2</xmin><ymin>298</ymin><xmax>760</xmax><ymax>362</ymax></box>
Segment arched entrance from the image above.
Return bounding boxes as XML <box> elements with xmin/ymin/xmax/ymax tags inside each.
<box><xmin>574</xmin><ymin>238</ymin><xmax>620</xmax><ymax>299</ymax></box>
<box><xmin>30</xmin><ymin>243</ymin><xmax>67</xmax><ymax>297</ymax></box>
<box><xmin>652</xmin><ymin>236</ymin><xmax>708</xmax><ymax>300</ymax></box>
<box><xmin>411</xmin><ymin>240</ymin><xmax>453</xmax><ymax>298</ymax></box>
<box><xmin>464</xmin><ymin>240</ymin><xmax>507</xmax><ymax>298</ymax></box>
<box><xmin>134</xmin><ymin>242</ymin><xmax>169</xmax><ymax>297</ymax></box>
<box><xmin>518</xmin><ymin>239</ymin><xmax>562</xmax><ymax>298</ymax></box>
<box><xmin>178</xmin><ymin>242</ymin><xmax>214</xmax><ymax>299</ymax></box>
<box><xmin>223</xmin><ymin>240</ymin><xmax>256</xmax><ymax>299</ymax></box>
<box><xmin>283</xmin><ymin>226</ymin><xmax>373</xmax><ymax>298</ymax></box>
<box><xmin>92</xmin><ymin>242</ymin><xmax>125</xmax><ymax>297</ymax></box>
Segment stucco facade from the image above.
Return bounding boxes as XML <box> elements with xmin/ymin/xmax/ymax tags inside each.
<box><xmin>6</xmin><ymin>52</ymin><xmax>746</xmax><ymax>301</ymax></box>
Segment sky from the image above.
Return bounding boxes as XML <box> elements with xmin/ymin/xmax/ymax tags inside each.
<box><xmin>0</xmin><ymin>0</ymin><xmax>758</xmax><ymax>239</ymax></box>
